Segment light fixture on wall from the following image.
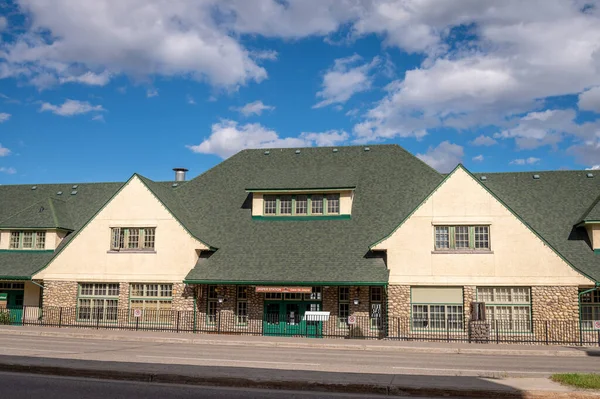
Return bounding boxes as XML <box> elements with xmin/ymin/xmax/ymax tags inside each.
<box><xmin>353</xmin><ymin>298</ymin><xmax>360</xmax><ymax>305</ymax></box>
<box><xmin>217</xmin><ymin>296</ymin><xmax>225</xmax><ymax>304</ymax></box>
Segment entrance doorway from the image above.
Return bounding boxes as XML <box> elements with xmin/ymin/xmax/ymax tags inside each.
<box><xmin>263</xmin><ymin>301</ymin><xmax>323</xmax><ymax>337</ymax></box>
<box><xmin>0</xmin><ymin>289</ymin><xmax>24</xmax><ymax>324</ymax></box>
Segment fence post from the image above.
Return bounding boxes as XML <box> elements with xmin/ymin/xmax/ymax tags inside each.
<box><xmin>446</xmin><ymin>317</ymin><xmax>450</xmax><ymax>343</ymax></box>
<box><xmin>96</xmin><ymin>307</ymin><xmax>100</xmax><ymax>330</ymax></box>
<box><xmin>597</xmin><ymin>330</ymin><xmax>600</xmax><ymax>347</ymax></box>
<box><xmin>135</xmin><ymin>317</ymin><xmax>139</xmax><ymax>331</ymax></box>
<box><xmin>217</xmin><ymin>310</ymin><xmax>221</xmax><ymax>334</ymax></box>
<box><xmin>545</xmin><ymin>321</ymin><xmax>549</xmax><ymax>345</ymax></box>
<box><xmin>176</xmin><ymin>311</ymin><xmax>180</xmax><ymax>333</ymax></box>
<box><xmin>58</xmin><ymin>307</ymin><xmax>63</xmax><ymax>328</ymax></box>
<box><xmin>495</xmin><ymin>320</ymin><xmax>499</xmax><ymax>344</ymax></box>
<box><xmin>21</xmin><ymin>306</ymin><xmax>25</xmax><ymax>326</ymax></box>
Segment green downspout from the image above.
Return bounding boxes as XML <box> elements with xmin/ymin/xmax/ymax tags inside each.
<box><xmin>578</xmin><ymin>282</ymin><xmax>600</xmax><ymax>345</ymax></box>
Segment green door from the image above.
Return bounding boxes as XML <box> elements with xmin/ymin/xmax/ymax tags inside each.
<box><xmin>263</xmin><ymin>301</ymin><xmax>323</xmax><ymax>337</ymax></box>
<box><xmin>0</xmin><ymin>290</ymin><xmax>24</xmax><ymax>325</ymax></box>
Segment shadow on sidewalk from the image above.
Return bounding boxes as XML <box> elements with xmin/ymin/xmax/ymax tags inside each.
<box><xmin>0</xmin><ymin>355</ymin><xmax>530</xmax><ymax>398</ymax></box>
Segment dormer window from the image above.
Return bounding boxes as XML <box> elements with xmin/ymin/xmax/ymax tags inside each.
<box><xmin>261</xmin><ymin>193</ymin><xmax>344</xmax><ymax>217</ymax></box>
<box><xmin>296</xmin><ymin>195</ymin><xmax>308</xmax><ymax>214</ymax></box>
<box><xmin>9</xmin><ymin>231</ymin><xmax>46</xmax><ymax>250</ymax></box>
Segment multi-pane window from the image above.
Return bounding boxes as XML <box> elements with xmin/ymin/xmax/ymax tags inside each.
<box><xmin>77</xmin><ymin>283</ymin><xmax>120</xmax><ymax>322</ymax></box>
<box><xmin>0</xmin><ymin>282</ymin><xmax>25</xmax><ymax>290</ymax></box>
<box><xmin>411</xmin><ymin>287</ymin><xmax>464</xmax><ymax>330</ymax></box>
<box><xmin>580</xmin><ymin>289</ymin><xmax>600</xmax><ymax>330</ymax></box>
<box><xmin>9</xmin><ymin>231</ymin><xmax>46</xmax><ymax>250</ymax></box>
<box><xmin>327</xmin><ymin>194</ymin><xmax>340</xmax><ymax>214</ymax></box>
<box><xmin>304</xmin><ymin>287</ymin><xmax>322</xmax><ymax>301</ymax></box>
<box><xmin>338</xmin><ymin>287</ymin><xmax>350</xmax><ymax>325</ymax></box>
<box><xmin>260</xmin><ymin>193</ymin><xmax>344</xmax><ymax>217</ymax></box>
<box><xmin>311</xmin><ymin>195</ymin><xmax>324</xmax><ymax>214</ymax></box>
<box><xmin>434</xmin><ymin>225</ymin><xmax>490</xmax><ymax>251</ymax></box>
<box><xmin>264</xmin><ymin>195</ymin><xmax>277</xmax><ymax>215</ymax></box>
<box><xmin>477</xmin><ymin>287</ymin><xmax>531</xmax><ymax>332</ymax></box>
<box><xmin>207</xmin><ymin>285</ymin><xmax>218</xmax><ymax>324</ymax></box>
<box><xmin>236</xmin><ymin>286</ymin><xmax>248</xmax><ymax>325</ymax></box>
<box><xmin>129</xmin><ymin>283</ymin><xmax>173</xmax><ymax>324</ymax></box>
<box><xmin>279</xmin><ymin>196</ymin><xmax>292</xmax><ymax>215</ymax></box>
<box><xmin>370</xmin><ymin>287</ymin><xmax>383</xmax><ymax>329</ymax></box>
<box><xmin>110</xmin><ymin>228</ymin><xmax>156</xmax><ymax>251</ymax></box>
<box><xmin>295</xmin><ymin>195</ymin><xmax>308</xmax><ymax>215</ymax></box>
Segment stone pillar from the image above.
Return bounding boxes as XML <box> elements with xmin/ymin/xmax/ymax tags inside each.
<box><xmin>463</xmin><ymin>286</ymin><xmax>476</xmax><ymax>321</ymax></box>
<box><xmin>531</xmin><ymin>286</ymin><xmax>580</xmax><ymax>344</ymax></box>
<box><xmin>387</xmin><ymin>285</ymin><xmax>410</xmax><ymax>338</ymax></box>
<box><xmin>322</xmin><ymin>286</ymin><xmax>340</xmax><ymax>337</ymax></box>
<box><xmin>42</xmin><ymin>281</ymin><xmax>78</xmax><ymax>324</ymax></box>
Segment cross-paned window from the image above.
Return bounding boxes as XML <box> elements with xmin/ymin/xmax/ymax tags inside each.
<box><xmin>327</xmin><ymin>194</ymin><xmax>340</xmax><ymax>214</ymax></box>
<box><xmin>477</xmin><ymin>287</ymin><xmax>531</xmax><ymax>332</ymax></box>
<box><xmin>580</xmin><ymin>289</ymin><xmax>600</xmax><ymax>330</ymax></box>
<box><xmin>280</xmin><ymin>195</ymin><xmax>292</xmax><ymax>215</ymax></box>
<box><xmin>338</xmin><ymin>287</ymin><xmax>350</xmax><ymax>325</ymax></box>
<box><xmin>8</xmin><ymin>231</ymin><xmax>47</xmax><ymax>250</ymax></box>
<box><xmin>370</xmin><ymin>287</ymin><xmax>383</xmax><ymax>329</ymax></box>
<box><xmin>264</xmin><ymin>195</ymin><xmax>277</xmax><ymax>214</ymax></box>
<box><xmin>77</xmin><ymin>283</ymin><xmax>120</xmax><ymax>322</ymax></box>
<box><xmin>433</xmin><ymin>225</ymin><xmax>491</xmax><ymax>251</ymax></box>
<box><xmin>237</xmin><ymin>285</ymin><xmax>248</xmax><ymax>325</ymax></box>
<box><xmin>129</xmin><ymin>283</ymin><xmax>173</xmax><ymax>324</ymax></box>
<box><xmin>295</xmin><ymin>195</ymin><xmax>307</xmax><ymax>215</ymax></box>
<box><xmin>434</xmin><ymin>226</ymin><xmax>449</xmax><ymax>249</ymax></box>
<box><xmin>207</xmin><ymin>285</ymin><xmax>218</xmax><ymax>324</ymax></box>
<box><xmin>110</xmin><ymin>228</ymin><xmax>156</xmax><ymax>251</ymax></box>
<box><xmin>311</xmin><ymin>195</ymin><xmax>324</xmax><ymax>214</ymax></box>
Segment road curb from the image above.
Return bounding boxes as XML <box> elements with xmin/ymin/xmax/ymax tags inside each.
<box><xmin>0</xmin><ymin>328</ymin><xmax>591</xmax><ymax>357</ymax></box>
<box><xmin>0</xmin><ymin>361</ymin><xmax>597</xmax><ymax>399</ymax></box>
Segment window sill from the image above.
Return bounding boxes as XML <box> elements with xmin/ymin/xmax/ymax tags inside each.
<box><xmin>106</xmin><ymin>250</ymin><xmax>157</xmax><ymax>254</ymax></box>
<box><xmin>431</xmin><ymin>250</ymin><xmax>494</xmax><ymax>255</ymax></box>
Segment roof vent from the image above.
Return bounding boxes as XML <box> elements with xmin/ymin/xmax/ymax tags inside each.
<box><xmin>533</xmin><ymin>174</ymin><xmax>540</xmax><ymax>180</ymax></box>
<box><xmin>264</xmin><ymin>150</ymin><xmax>270</xmax><ymax>155</ymax></box>
<box><xmin>587</xmin><ymin>172</ymin><xmax>594</xmax><ymax>178</ymax></box>
<box><xmin>31</xmin><ymin>186</ymin><xmax>37</xmax><ymax>190</ymax></box>
<box><xmin>71</xmin><ymin>190</ymin><xmax>77</xmax><ymax>195</ymax></box>
<box><xmin>72</xmin><ymin>185</ymin><xmax>78</xmax><ymax>189</ymax></box>
<box><xmin>332</xmin><ymin>148</ymin><xmax>338</xmax><ymax>153</ymax></box>
<box><xmin>57</xmin><ymin>191</ymin><xmax>63</xmax><ymax>195</ymax></box>
<box><xmin>172</xmin><ymin>183</ymin><xmax>178</xmax><ymax>188</ymax></box>
<box><xmin>295</xmin><ymin>149</ymin><xmax>301</xmax><ymax>154</ymax></box>
<box><xmin>364</xmin><ymin>147</ymin><xmax>370</xmax><ymax>152</ymax></box>
<box><xmin>480</xmin><ymin>176</ymin><xmax>487</xmax><ymax>181</ymax></box>
<box><xmin>173</xmin><ymin>168</ymin><xmax>188</xmax><ymax>182</ymax></box>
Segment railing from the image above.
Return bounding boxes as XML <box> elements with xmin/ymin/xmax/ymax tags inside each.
<box><xmin>2</xmin><ymin>306</ymin><xmax>598</xmax><ymax>346</ymax></box>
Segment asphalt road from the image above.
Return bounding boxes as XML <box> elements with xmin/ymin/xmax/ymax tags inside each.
<box><xmin>0</xmin><ymin>372</ymin><xmax>460</xmax><ymax>399</ymax></box>
<box><xmin>0</xmin><ymin>334</ymin><xmax>598</xmax><ymax>377</ymax></box>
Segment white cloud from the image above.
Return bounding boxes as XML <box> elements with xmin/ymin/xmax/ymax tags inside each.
<box><xmin>0</xmin><ymin>113</ymin><xmax>10</xmax><ymax>123</ymax></box>
<box><xmin>187</xmin><ymin>95</ymin><xmax>196</xmax><ymax>105</ymax></box>
<box><xmin>587</xmin><ymin>165</ymin><xmax>600</xmax><ymax>170</ymax></box>
<box><xmin>1</xmin><ymin>1</ymin><xmax>268</xmax><ymax>89</ymax></box>
<box><xmin>313</xmin><ymin>55</ymin><xmax>379</xmax><ymax>109</ymax></box>
<box><xmin>40</xmin><ymin>99</ymin><xmax>105</xmax><ymax>116</ymax></box>
<box><xmin>416</xmin><ymin>141</ymin><xmax>463</xmax><ymax>173</ymax></box>
<box><xmin>146</xmin><ymin>89</ymin><xmax>159</xmax><ymax>98</ymax></box>
<box><xmin>235</xmin><ymin>100</ymin><xmax>275</xmax><ymax>116</ymax></box>
<box><xmin>494</xmin><ymin>109</ymin><xmax>576</xmax><ymax>149</ymax></box>
<box><xmin>0</xmin><ymin>144</ymin><xmax>11</xmax><ymax>157</ymax></box>
<box><xmin>470</xmin><ymin>135</ymin><xmax>497</xmax><ymax>147</ymax></box>
<box><xmin>510</xmin><ymin>157</ymin><xmax>540</xmax><ymax>165</ymax></box>
<box><xmin>186</xmin><ymin>120</ymin><xmax>348</xmax><ymax>158</ymax></box>
<box><xmin>250</xmin><ymin>50</ymin><xmax>278</xmax><ymax>61</ymax></box>
<box><xmin>579</xmin><ymin>86</ymin><xmax>600</xmax><ymax>113</ymax></box>
<box><xmin>59</xmin><ymin>71</ymin><xmax>111</xmax><ymax>86</ymax></box>
<box><xmin>92</xmin><ymin>114</ymin><xmax>105</xmax><ymax>122</ymax></box>
<box><xmin>472</xmin><ymin>154</ymin><xmax>484</xmax><ymax>162</ymax></box>
<box><xmin>0</xmin><ymin>16</ymin><xmax>7</xmax><ymax>32</ymax></box>
<box><xmin>0</xmin><ymin>167</ymin><xmax>16</xmax><ymax>175</ymax></box>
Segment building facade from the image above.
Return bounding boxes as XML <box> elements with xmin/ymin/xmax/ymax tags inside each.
<box><xmin>1</xmin><ymin>145</ymin><xmax>599</xmax><ymax>340</ymax></box>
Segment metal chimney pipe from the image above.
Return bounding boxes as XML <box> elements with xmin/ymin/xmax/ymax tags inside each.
<box><xmin>173</xmin><ymin>168</ymin><xmax>188</xmax><ymax>181</ymax></box>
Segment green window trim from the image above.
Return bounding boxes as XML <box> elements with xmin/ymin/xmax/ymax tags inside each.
<box><xmin>579</xmin><ymin>288</ymin><xmax>600</xmax><ymax>331</ymax></box>
<box><xmin>409</xmin><ymin>302</ymin><xmax>465</xmax><ymax>332</ymax></box>
<box><xmin>434</xmin><ymin>225</ymin><xmax>491</xmax><ymax>251</ymax></box>
<box><xmin>475</xmin><ymin>287</ymin><xmax>533</xmax><ymax>333</ymax></box>
<box><xmin>128</xmin><ymin>283</ymin><xmax>174</xmax><ymax>325</ymax></box>
<box><xmin>8</xmin><ymin>230</ymin><xmax>47</xmax><ymax>250</ymax></box>
<box><xmin>76</xmin><ymin>283</ymin><xmax>120</xmax><ymax>323</ymax></box>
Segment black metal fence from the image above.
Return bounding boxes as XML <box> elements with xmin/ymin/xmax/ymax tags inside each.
<box><xmin>2</xmin><ymin>306</ymin><xmax>599</xmax><ymax>346</ymax></box>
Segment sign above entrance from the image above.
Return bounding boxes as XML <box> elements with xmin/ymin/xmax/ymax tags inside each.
<box><xmin>255</xmin><ymin>286</ymin><xmax>312</xmax><ymax>294</ymax></box>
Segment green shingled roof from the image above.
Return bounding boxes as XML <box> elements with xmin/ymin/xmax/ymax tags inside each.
<box><xmin>474</xmin><ymin>170</ymin><xmax>600</xmax><ymax>282</ymax></box>
<box><xmin>0</xmin><ymin>182</ymin><xmax>123</xmax><ymax>279</ymax></box>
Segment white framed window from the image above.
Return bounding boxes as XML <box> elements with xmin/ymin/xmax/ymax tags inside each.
<box><xmin>434</xmin><ymin>225</ymin><xmax>490</xmax><ymax>251</ymax></box>
<box><xmin>9</xmin><ymin>231</ymin><xmax>46</xmax><ymax>250</ymax></box>
<box><xmin>236</xmin><ymin>285</ymin><xmax>248</xmax><ymax>325</ymax></box>
<box><xmin>580</xmin><ymin>289</ymin><xmax>600</xmax><ymax>330</ymax></box>
<box><xmin>207</xmin><ymin>285</ymin><xmax>218</xmax><ymax>324</ymax></box>
<box><xmin>304</xmin><ymin>287</ymin><xmax>322</xmax><ymax>301</ymax></box>
<box><xmin>338</xmin><ymin>287</ymin><xmax>350</xmax><ymax>325</ymax></box>
<box><xmin>110</xmin><ymin>227</ymin><xmax>156</xmax><ymax>251</ymax></box>
<box><xmin>129</xmin><ymin>283</ymin><xmax>173</xmax><ymax>324</ymax></box>
<box><xmin>311</xmin><ymin>195</ymin><xmax>324</xmax><ymax>214</ymax></box>
<box><xmin>411</xmin><ymin>287</ymin><xmax>464</xmax><ymax>330</ymax></box>
<box><xmin>280</xmin><ymin>195</ymin><xmax>292</xmax><ymax>215</ymax></box>
<box><xmin>327</xmin><ymin>194</ymin><xmax>340</xmax><ymax>214</ymax></box>
<box><xmin>77</xmin><ymin>283</ymin><xmax>120</xmax><ymax>322</ymax></box>
<box><xmin>295</xmin><ymin>195</ymin><xmax>308</xmax><ymax>215</ymax></box>
<box><xmin>477</xmin><ymin>287</ymin><xmax>531</xmax><ymax>332</ymax></box>
<box><xmin>264</xmin><ymin>195</ymin><xmax>277</xmax><ymax>215</ymax></box>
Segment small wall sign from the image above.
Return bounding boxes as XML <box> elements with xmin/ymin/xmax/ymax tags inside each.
<box><xmin>594</xmin><ymin>320</ymin><xmax>600</xmax><ymax>330</ymax></box>
<box><xmin>255</xmin><ymin>286</ymin><xmax>312</xmax><ymax>294</ymax></box>
<box><xmin>348</xmin><ymin>315</ymin><xmax>357</xmax><ymax>325</ymax></box>
<box><xmin>133</xmin><ymin>309</ymin><xmax>142</xmax><ymax>318</ymax></box>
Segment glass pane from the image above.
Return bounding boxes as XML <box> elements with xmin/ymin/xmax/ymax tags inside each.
<box><xmin>280</xmin><ymin>195</ymin><xmax>292</xmax><ymax>215</ymax></box>
<box><xmin>10</xmin><ymin>232</ymin><xmax>20</xmax><ymax>249</ymax></box>
<box><xmin>264</xmin><ymin>195</ymin><xmax>277</xmax><ymax>214</ymax></box>
<box><xmin>128</xmin><ymin>228</ymin><xmax>140</xmax><ymax>249</ymax></box>
<box><xmin>35</xmin><ymin>232</ymin><xmax>46</xmax><ymax>249</ymax></box>
<box><xmin>474</xmin><ymin>226</ymin><xmax>489</xmax><ymax>249</ymax></box>
<box><xmin>237</xmin><ymin>286</ymin><xmax>247</xmax><ymax>300</ymax></box>
<box><xmin>370</xmin><ymin>287</ymin><xmax>382</xmax><ymax>302</ymax></box>
<box><xmin>327</xmin><ymin>194</ymin><xmax>340</xmax><ymax>214</ymax></box>
<box><xmin>22</xmin><ymin>232</ymin><xmax>33</xmax><ymax>248</ymax></box>
<box><xmin>412</xmin><ymin>305</ymin><xmax>428</xmax><ymax>328</ymax></box>
<box><xmin>94</xmin><ymin>284</ymin><xmax>107</xmax><ymax>296</ymax></box>
<box><xmin>160</xmin><ymin>284</ymin><xmax>173</xmax><ymax>298</ymax></box>
<box><xmin>435</xmin><ymin>226</ymin><xmax>449</xmax><ymax>249</ymax></box>
<box><xmin>338</xmin><ymin>287</ymin><xmax>349</xmax><ymax>301</ymax></box>
<box><xmin>295</xmin><ymin>195</ymin><xmax>307</xmax><ymax>214</ymax></box>
<box><xmin>311</xmin><ymin>195</ymin><xmax>323</xmax><ymax>214</ymax></box>
<box><xmin>143</xmin><ymin>228</ymin><xmax>155</xmax><ymax>249</ymax></box>
<box><xmin>454</xmin><ymin>226</ymin><xmax>469</xmax><ymax>248</ymax></box>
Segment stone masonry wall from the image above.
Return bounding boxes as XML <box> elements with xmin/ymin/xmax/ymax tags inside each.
<box><xmin>531</xmin><ymin>286</ymin><xmax>579</xmax><ymax>321</ymax></box>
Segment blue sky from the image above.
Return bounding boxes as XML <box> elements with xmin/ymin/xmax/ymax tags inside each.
<box><xmin>1</xmin><ymin>1</ymin><xmax>600</xmax><ymax>184</ymax></box>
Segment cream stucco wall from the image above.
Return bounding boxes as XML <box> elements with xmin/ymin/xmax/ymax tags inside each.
<box><xmin>24</xmin><ymin>281</ymin><xmax>40</xmax><ymax>306</ymax></box>
<box><xmin>34</xmin><ymin>176</ymin><xmax>208</xmax><ymax>282</ymax></box>
<box><xmin>374</xmin><ymin>167</ymin><xmax>593</xmax><ymax>286</ymax></box>
<box><xmin>251</xmin><ymin>190</ymin><xmax>353</xmax><ymax>216</ymax></box>
<box><xmin>585</xmin><ymin>225</ymin><xmax>600</xmax><ymax>250</ymax></box>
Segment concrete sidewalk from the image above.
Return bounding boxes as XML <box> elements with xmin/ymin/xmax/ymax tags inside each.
<box><xmin>1</xmin><ymin>325</ymin><xmax>599</xmax><ymax>357</ymax></box>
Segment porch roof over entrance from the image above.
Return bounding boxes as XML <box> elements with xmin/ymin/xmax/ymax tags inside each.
<box><xmin>0</xmin><ymin>250</ymin><xmax>54</xmax><ymax>280</ymax></box>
